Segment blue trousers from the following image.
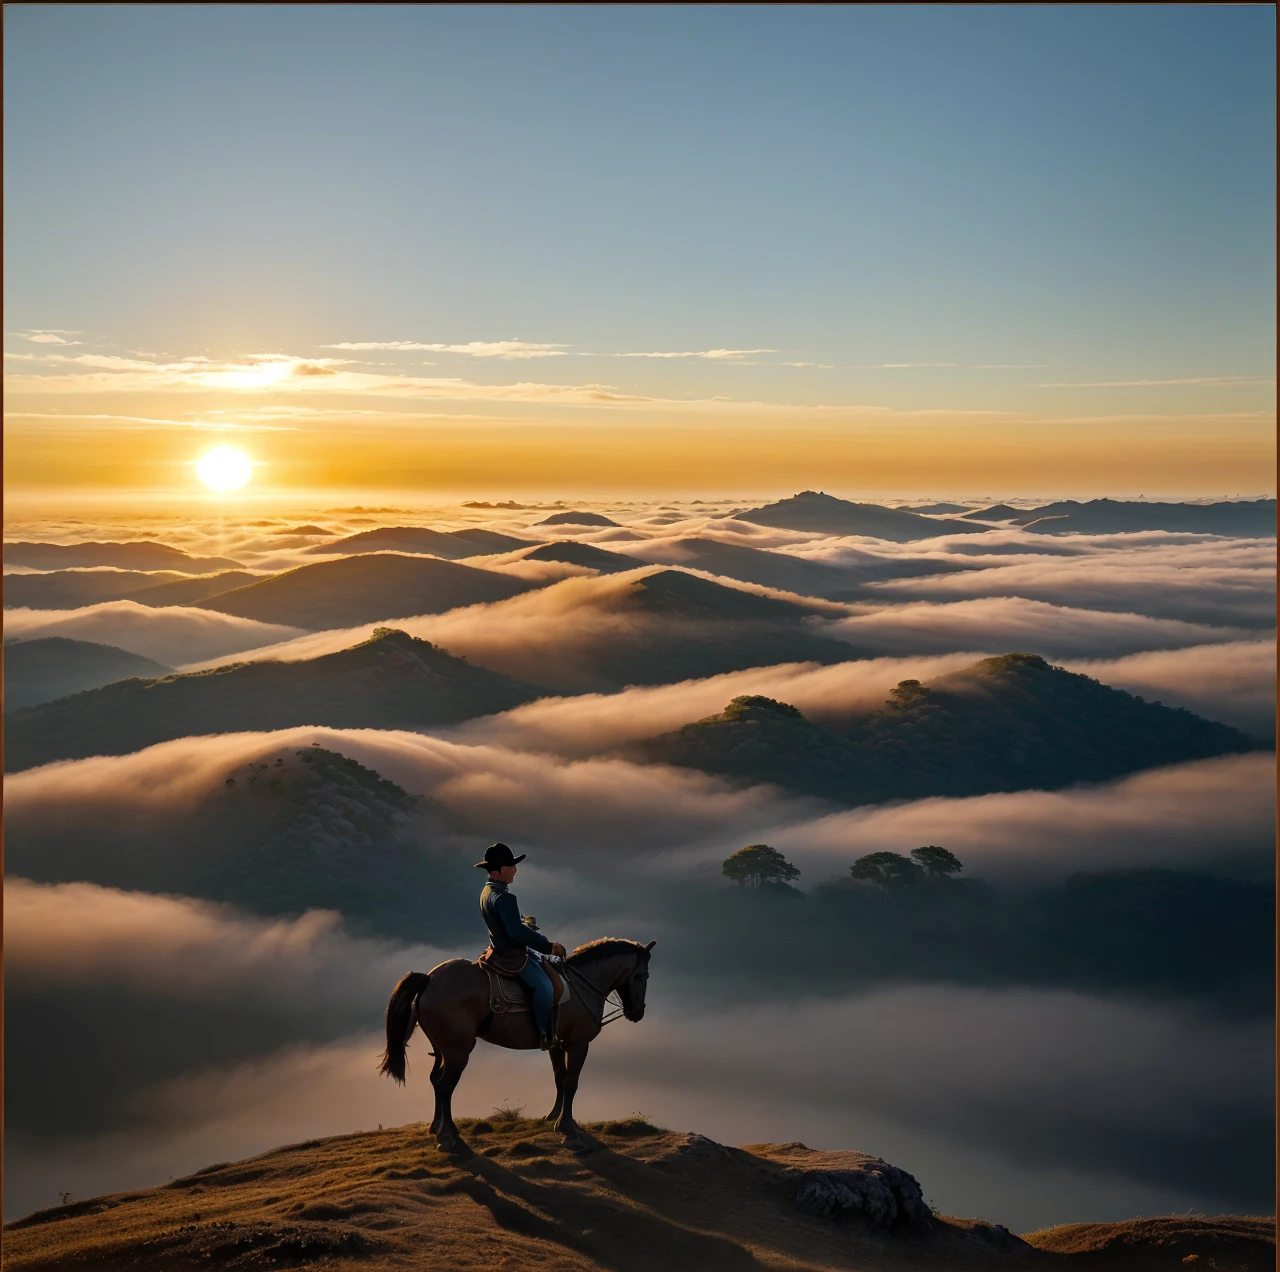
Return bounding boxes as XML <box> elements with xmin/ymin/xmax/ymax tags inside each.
<box><xmin>518</xmin><ymin>958</ymin><xmax>555</xmax><ymax>1037</ymax></box>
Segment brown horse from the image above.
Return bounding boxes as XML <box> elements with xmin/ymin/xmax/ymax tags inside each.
<box><xmin>380</xmin><ymin>938</ymin><xmax>655</xmax><ymax>1151</ymax></box>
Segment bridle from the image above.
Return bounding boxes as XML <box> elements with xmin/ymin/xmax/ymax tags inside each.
<box><xmin>559</xmin><ymin>959</ymin><xmax>632</xmax><ymax>1028</ymax></box>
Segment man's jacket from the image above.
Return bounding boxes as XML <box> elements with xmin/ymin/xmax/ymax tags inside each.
<box><xmin>480</xmin><ymin>880</ymin><xmax>554</xmax><ymax>956</ymax></box>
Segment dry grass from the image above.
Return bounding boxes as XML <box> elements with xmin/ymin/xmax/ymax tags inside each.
<box><xmin>4</xmin><ymin>1120</ymin><xmax>1273</xmax><ymax>1272</ymax></box>
<box><xmin>1023</xmin><ymin>1214</ymin><xmax>1276</xmax><ymax>1269</ymax></box>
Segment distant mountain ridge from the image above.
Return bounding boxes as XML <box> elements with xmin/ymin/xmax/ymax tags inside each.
<box><xmin>961</xmin><ymin>498</ymin><xmax>1276</xmax><ymax>535</ymax></box>
<box><xmin>3</xmin><ymin>541</ymin><xmax>243</xmax><ymax>572</ymax></box>
<box><xmin>733</xmin><ymin>491</ymin><xmax>986</xmax><ymax>540</ymax></box>
<box><xmin>3</xmin><ymin>568</ymin><xmax>260</xmax><ymax>611</ymax></box>
<box><xmin>628</xmin><ymin>653</ymin><xmax>1261</xmax><ymax>804</ymax></box>
<box><xmin>3</xmin><ymin>627</ymin><xmax>539</xmax><ymax>772</ymax></box>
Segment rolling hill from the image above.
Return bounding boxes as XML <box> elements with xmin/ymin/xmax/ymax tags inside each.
<box><xmin>3</xmin><ymin>638</ymin><xmax>172</xmax><ymax>711</ymax></box>
<box><xmin>3</xmin><ymin>540</ymin><xmax>242</xmax><ymax>571</ymax></box>
<box><xmin>306</xmin><ymin>526</ymin><xmax>533</xmax><ymax>558</ymax></box>
<box><xmin>961</xmin><ymin>498</ymin><xmax>1277</xmax><ymax>536</ymax></box>
<box><xmin>519</xmin><ymin>541</ymin><xmax>639</xmax><ymax>573</ymax></box>
<box><xmin>628</xmin><ymin>536</ymin><xmax>966</xmax><ymax>597</ymax></box>
<box><xmin>733</xmin><ymin>491</ymin><xmax>986</xmax><ymax>540</ymax></box>
<box><xmin>535</xmin><ymin>511</ymin><xmax>621</xmax><ymax>526</ymax></box>
<box><xmin>395</xmin><ymin>568</ymin><xmax>864</xmax><ymax>693</ymax></box>
<box><xmin>124</xmin><ymin>571</ymin><xmax>261</xmax><ymax>606</ymax></box>
<box><xmin>628</xmin><ymin>653</ymin><xmax>1261</xmax><ymax>804</ymax></box>
<box><xmin>3</xmin><ymin>568</ymin><xmax>197</xmax><ymax>610</ymax></box>
<box><xmin>4</xmin><ymin>742</ymin><xmax>475</xmax><ymax>934</ymax></box>
<box><xmin>3</xmin><ymin>627</ymin><xmax>539</xmax><ymax>772</ymax></box>
<box><xmin>194</xmin><ymin>553</ymin><xmax>539</xmax><ymax>628</ymax></box>
<box><xmin>4</xmin><ymin>1119</ymin><xmax>1269</xmax><ymax>1271</ymax></box>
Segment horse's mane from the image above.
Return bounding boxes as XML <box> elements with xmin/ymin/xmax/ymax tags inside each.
<box><xmin>567</xmin><ymin>937</ymin><xmax>648</xmax><ymax>966</ymax></box>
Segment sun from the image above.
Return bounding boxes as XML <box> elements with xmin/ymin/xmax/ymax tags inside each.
<box><xmin>196</xmin><ymin>445</ymin><xmax>254</xmax><ymax>492</ymax></box>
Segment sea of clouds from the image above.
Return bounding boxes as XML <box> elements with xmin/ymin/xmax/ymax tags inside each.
<box><xmin>3</xmin><ymin>497</ymin><xmax>1274</xmax><ymax>1229</ymax></box>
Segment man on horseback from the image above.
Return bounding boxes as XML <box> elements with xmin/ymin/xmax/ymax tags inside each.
<box><xmin>476</xmin><ymin>843</ymin><xmax>567</xmax><ymax>1051</ymax></box>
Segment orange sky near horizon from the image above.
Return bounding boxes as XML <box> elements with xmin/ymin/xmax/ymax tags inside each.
<box><xmin>4</xmin><ymin>402</ymin><xmax>1274</xmax><ymax>500</ymax></box>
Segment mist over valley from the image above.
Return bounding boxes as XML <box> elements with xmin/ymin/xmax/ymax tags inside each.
<box><xmin>4</xmin><ymin>491</ymin><xmax>1275</xmax><ymax>1238</ymax></box>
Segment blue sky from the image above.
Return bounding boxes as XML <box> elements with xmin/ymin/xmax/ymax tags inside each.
<box><xmin>4</xmin><ymin>5</ymin><xmax>1275</xmax><ymax>493</ymax></box>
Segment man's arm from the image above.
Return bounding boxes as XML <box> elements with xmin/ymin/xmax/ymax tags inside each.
<box><xmin>494</xmin><ymin>892</ymin><xmax>554</xmax><ymax>954</ymax></box>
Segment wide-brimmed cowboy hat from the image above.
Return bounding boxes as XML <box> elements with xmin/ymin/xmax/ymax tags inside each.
<box><xmin>474</xmin><ymin>842</ymin><xmax>526</xmax><ymax>870</ymax></box>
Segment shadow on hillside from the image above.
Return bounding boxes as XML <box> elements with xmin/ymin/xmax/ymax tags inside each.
<box><xmin>455</xmin><ymin>1134</ymin><xmax>769</xmax><ymax>1271</ymax></box>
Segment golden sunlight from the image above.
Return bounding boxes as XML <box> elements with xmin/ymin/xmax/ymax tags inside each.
<box><xmin>196</xmin><ymin>445</ymin><xmax>253</xmax><ymax>491</ymax></box>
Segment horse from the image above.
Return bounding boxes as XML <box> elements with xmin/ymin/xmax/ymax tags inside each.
<box><xmin>379</xmin><ymin>937</ymin><xmax>655</xmax><ymax>1152</ymax></box>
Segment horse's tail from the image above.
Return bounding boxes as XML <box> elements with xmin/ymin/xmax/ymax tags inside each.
<box><xmin>379</xmin><ymin>971</ymin><xmax>430</xmax><ymax>1084</ymax></box>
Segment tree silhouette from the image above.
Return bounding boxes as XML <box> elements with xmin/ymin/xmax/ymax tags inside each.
<box><xmin>849</xmin><ymin>851</ymin><xmax>921</xmax><ymax>888</ymax></box>
<box><xmin>722</xmin><ymin>843</ymin><xmax>801</xmax><ymax>888</ymax></box>
<box><xmin>910</xmin><ymin>846</ymin><xmax>963</xmax><ymax>877</ymax></box>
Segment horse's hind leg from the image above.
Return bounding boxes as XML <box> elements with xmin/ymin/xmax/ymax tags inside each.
<box><xmin>543</xmin><ymin>1044</ymin><xmax>566</xmax><ymax>1124</ymax></box>
<box><xmin>430</xmin><ymin>1039</ymin><xmax>475</xmax><ymax>1153</ymax></box>
<box><xmin>427</xmin><ymin>1051</ymin><xmax>445</xmax><ymax>1135</ymax></box>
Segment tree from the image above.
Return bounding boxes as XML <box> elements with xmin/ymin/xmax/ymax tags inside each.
<box><xmin>722</xmin><ymin>843</ymin><xmax>801</xmax><ymax>888</ymax></box>
<box><xmin>849</xmin><ymin>851</ymin><xmax>921</xmax><ymax>888</ymax></box>
<box><xmin>910</xmin><ymin>846</ymin><xmax>963</xmax><ymax>877</ymax></box>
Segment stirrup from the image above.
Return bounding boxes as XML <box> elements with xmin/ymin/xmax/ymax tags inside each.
<box><xmin>539</xmin><ymin>1032</ymin><xmax>557</xmax><ymax>1051</ymax></box>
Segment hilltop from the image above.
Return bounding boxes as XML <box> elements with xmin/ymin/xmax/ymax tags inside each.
<box><xmin>306</xmin><ymin>525</ymin><xmax>533</xmax><ymax>558</ymax></box>
<box><xmin>733</xmin><ymin>492</ymin><xmax>985</xmax><ymax>540</ymax></box>
<box><xmin>3</xmin><ymin>628</ymin><xmax>538</xmax><ymax>772</ymax></box>
<box><xmin>518</xmin><ymin>541</ymin><xmax>639</xmax><ymax>573</ymax></box>
<box><xmin>515</xmin><ymin>568</ymin><xmax>858</xmax><ymax>690</ymax></box>
<box><xmin>535</xmin><ymin>511</ymin><xmax>621</xmax><ymax>526</ymax></box>
<box><xmin>5</xmin><ymin>1119</ymin><xmax>1271</xmax><ymax>1271</ymax></box>
<box><xmin>194</xmin><ymin>553</ymin><xmax>539</xmax><ymax>629</ymax></box>
<box><xmin>5</xmin><ymin>742</ymin><xmax>473</xmax><ymax>932</ymax></box>
<box><xmin>628</xmin><ymin>653</ymin><xmax>1260</xmax><ymax>803</ymax></box>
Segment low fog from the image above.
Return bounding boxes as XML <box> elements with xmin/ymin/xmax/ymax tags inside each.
<box><xmin>4</xmin><ymin>601</ymin><xmax>306</xmax><ymax>665</ymax></box>
<box><xmin>5</xmin><ymin>499</ymin><xmax>1274</xmax><ymax>1233</ymax></box>
<box><xmin>5</xmin><ymin>875</ymin><xmax>1272</xmax><ymax>1228</ymax></box>
<box><xmin>7</xmin><ymin>728</ymin><xmax>1272</xmax><ymax>885</ymax></box>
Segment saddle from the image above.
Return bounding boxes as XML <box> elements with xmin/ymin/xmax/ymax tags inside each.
<box><xmin>477</xmin><ymin>947</ymin><xmax>570</xmax><ymax>1016</ymax></box>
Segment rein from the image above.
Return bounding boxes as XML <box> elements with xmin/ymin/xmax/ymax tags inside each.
<box><xmin>560</xmin><ymin>960</ymin><xmax>627</xmax><ymax>1028</ymax></box>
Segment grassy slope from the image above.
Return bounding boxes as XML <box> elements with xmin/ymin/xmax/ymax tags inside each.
<box><xmin>1023</xmin><ymin>1215</ymin><xmax>1276</xmax><ymax>1269</ymax></box>
<box><xmin>14</xmin><ymin>1119</ymin><xmax>1263</xmax><ymax>1272</ymax></box>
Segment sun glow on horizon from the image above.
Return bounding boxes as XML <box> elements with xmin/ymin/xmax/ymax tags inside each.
<box><xmin>196</xmin><ymin>445</ymin><xmax>254</xmax><ymax>491</ymax></box>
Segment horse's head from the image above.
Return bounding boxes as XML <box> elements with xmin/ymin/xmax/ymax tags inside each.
<box><xmin>617</xmin><ymin>940</ymin><xmax>656</xmax><ymax>1022</ymax></box>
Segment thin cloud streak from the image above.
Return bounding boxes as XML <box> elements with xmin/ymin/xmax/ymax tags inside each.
<box><xmin>322</xmin><ymin>340</ymin><xmax>569</xmax><ymax>358</ymax></box>
<box><xmin>1035</xmin><ymin>377</ymin><xmax>1275</xmax><ymax>388</ymax></box>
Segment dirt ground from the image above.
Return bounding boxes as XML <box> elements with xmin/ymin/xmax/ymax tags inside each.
<box><xmin>5</xmin><ymin>1118</ymin><xmax>1274</xmax><ymax>1272</ymax></box>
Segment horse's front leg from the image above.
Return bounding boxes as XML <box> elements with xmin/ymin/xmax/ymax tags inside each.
<box><xmin>543</xmin><ymin>1043</ymin><xmax>566</xmax><ymax>1124</ymax></box>
<box><xmin>554</xmin><ymin>1042</ymin><xmax>589</xmax><ymax>1144</ymax></box>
